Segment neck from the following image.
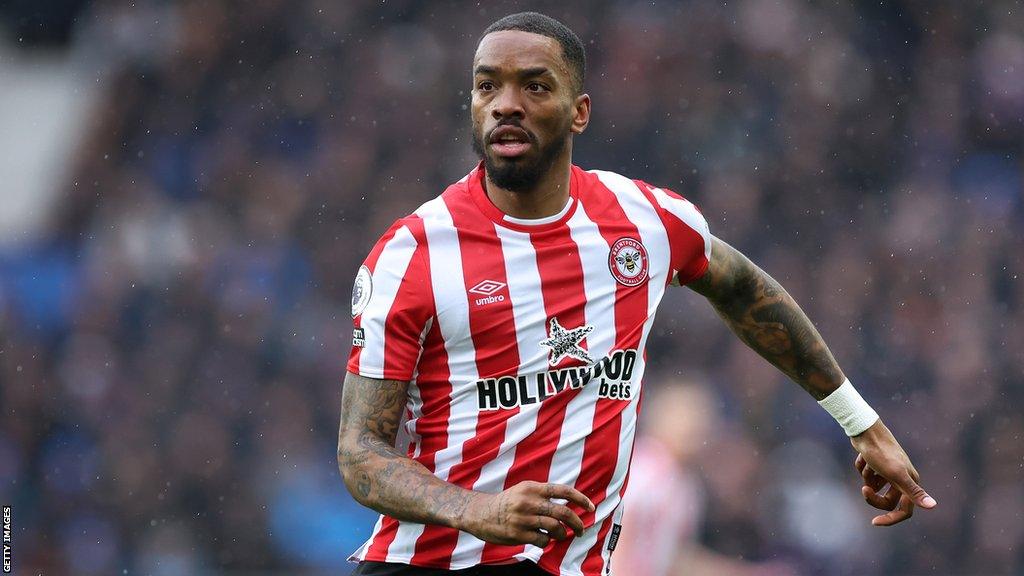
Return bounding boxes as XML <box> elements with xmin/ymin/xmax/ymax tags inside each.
<box><xmin>484</xmin><ymin>156</ymin><xmax>572</xmax><ymax>220</ymax></box>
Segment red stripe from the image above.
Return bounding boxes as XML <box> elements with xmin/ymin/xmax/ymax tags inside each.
<box><xmin>580</xmin><ymin>515</ymin><xmax>617</xmax><ymax>573</ymax></box>
<box><xmin>363</xmin><ymin>516</ymin><xmax>400</xmax><ymax>561</ymax></box>
<box><xmin>381</xmin><ymin>216</ymin><xmax>430</xmax><ymax>378</ymax></box>
<box><xmin>407</xmin><ymin>320</ymin><xmax>451</xmax><ymax>472</ymax></box>
<box><xmin>539</xmin><ymin>170</ymin><xmax>650</xmax><ymax>572</ymax></box>
<box><xmin>479</xmin><ymin>221</ymin><xmax>590</xmax><ymax>563</ymax></box>
<box><xmin>411</xmin><ymin>188</ymin><xmax>523</xmax><ymax>567</ymax></box>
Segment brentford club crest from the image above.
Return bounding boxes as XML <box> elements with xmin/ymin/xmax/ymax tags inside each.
<box><xmin>608</xmin><ymin>237</ymin><xmax>649</xmax><ymax>286</ymax></box>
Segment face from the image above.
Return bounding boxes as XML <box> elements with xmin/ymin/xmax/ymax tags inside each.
<box><xmin>471</xmin><ymin>30</ymin><xmax>590</xmax><ymax>192</ymax></box>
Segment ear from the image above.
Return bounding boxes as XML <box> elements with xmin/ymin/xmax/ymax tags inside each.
<box><xmin>570</xmin><ymin>93</ymin><xmax>591</xmax><ymax>135</ymax></box>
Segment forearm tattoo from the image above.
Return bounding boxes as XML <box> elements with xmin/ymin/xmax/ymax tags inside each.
<box><xmin>337</xmin><ymin>373</ymin><xmax>477</xmax><ymax>527</ymax></box>
<box><xmin>688</xmin><ymin>238</ymin><xmax>845</xmax><ymax>400</ymax></box>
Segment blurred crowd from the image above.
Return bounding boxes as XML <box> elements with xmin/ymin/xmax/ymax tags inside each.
<box><xmin>1</xmin><ymin>0</ymin><xmax>1022</xmax><ymax>574</ymax></box>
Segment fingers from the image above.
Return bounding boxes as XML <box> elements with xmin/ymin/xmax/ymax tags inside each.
<box><xmin>536</xmin><ymin>499</ymin><xmax>586</xmax><ymax>537</ymax></box>
<box><xmin>872</xmin><ymin>492</ymin><xmax>915</xmax><ymax>526</ymax></box>
<box><xmin>498</xmin><ymin>481</ymin><xmax>593</xmax><ymax>544</ymax></box>
<box><xmin>860</xmin><ymin>463</ymin><xmax>887</xmax><ymax>492</ymax></box>
<box><xmin>541</xmin><ymin>483</ymin><xmax>596</xmax><ymax>513</ymax></box>
<box><xmin>521</xmin><ymin>529</ymin><xmax>551</xmax><ymax>548</ymax></box>
<box><xmin>862</xmin><ymin>483</ymin><xmax>900</xmax><ymax>511</ymax></box>
<box><xmin>889</xmin><ymin>472</ymin><xmax>938</xmax><ymax>509</ymax></box>
<box><xmin>535</xmin><ymin>515</ymin><xmax>569</xmax><ymax>541</ymax></box>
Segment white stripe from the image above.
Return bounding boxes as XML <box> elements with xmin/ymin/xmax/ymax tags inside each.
<box><xmin>385</xmin><ymin>521</ymin><xmax>425</xmax><ymax>564</ymax></box>
<box><xmin>357</xmin><ymin>225</ymin><xmax>418</xmax><ymax>377</ymax></box>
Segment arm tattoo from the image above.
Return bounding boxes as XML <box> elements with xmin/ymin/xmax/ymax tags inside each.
<box><xmin>688</xmin><ymin>237</ymin><xmax>845</xmax><ymax>400</ymax></box>
<box><xmin>337</xmin><ymin>372</ymin><xmax>478</xmax><ymax>529</ymax></box>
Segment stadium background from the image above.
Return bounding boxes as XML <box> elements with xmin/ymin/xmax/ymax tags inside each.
<box><xmin>1</xmin><ymin>0</ymin><xmax>1022</xmax><ymax>574</ymax></box>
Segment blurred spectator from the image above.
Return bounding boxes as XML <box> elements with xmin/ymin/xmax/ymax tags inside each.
<box><xmin>616</xmin><ymin>379</ymin><xmax>797</xmax><ymax>576</ymax></box>
<box><xmin>0</xmin><ymin>0</ymin><xmax>1021</xmax><ymax>574</ymax></box>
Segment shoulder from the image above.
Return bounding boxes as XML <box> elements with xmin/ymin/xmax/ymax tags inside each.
<box><xmin>578</xmin><ymin>167</ymin><xmax>689</xmax><ymax>210</ymax></box>
<box><xmin>579</xmin><ymin>167</ymin><xmax>646</xmax><ymax>197</ymax></box>
<box><xmin>577</xmin><ymin>167</ymin><xmax>690</xmax><ymax>227</ymax></box>
<box><xmin>378</xmin><ymin>170</ymin><xmax>475</xmax><ymax>242</ymax></box>
<box><xmin>406</xmin><ymin>169</ymin><xmax>477</xmax><ymax>227</ymax></box>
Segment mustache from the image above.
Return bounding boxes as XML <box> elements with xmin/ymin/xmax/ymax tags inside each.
<box><xmin>486</xmin><ymin>120</ymin><xmax>537</xmax><ymax>144</ymax></box>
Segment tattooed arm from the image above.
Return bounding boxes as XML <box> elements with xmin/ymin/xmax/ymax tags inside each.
<box><xmin>685</xmin><ymin>235</ymin><xmax>843</xmax><ymax>399</ymax></box>
<box><xmin>337</xmin><ymin>371</ymin><xmax>594</xmax><ymax>543</ymax></box>
<box><xmin>685</xmin><ymin>236</ymin><xmax>936</xmax><ymax>525</ymax></box>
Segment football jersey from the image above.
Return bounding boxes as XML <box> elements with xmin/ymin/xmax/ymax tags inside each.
<box><xmin>347</xmin><ymin>163</ymin><xmax>711</xmax><ymax>576</ymax></box>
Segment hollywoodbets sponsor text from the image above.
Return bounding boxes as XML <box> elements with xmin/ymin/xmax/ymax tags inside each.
<box><xmin>476</xmin><ymin>349</ymin><xmax>637</xmax><ymax>410</ymax></box>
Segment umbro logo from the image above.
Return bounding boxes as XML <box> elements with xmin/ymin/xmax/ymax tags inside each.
<box><xmin>469</xmin><ymin>280</ymin><xmax>505</xmax><ymax>296</ymax></box>
<box><xmin>470</xmin><ymin>279</ymin><xmax>507</xmax><ymax>306</ymax></box>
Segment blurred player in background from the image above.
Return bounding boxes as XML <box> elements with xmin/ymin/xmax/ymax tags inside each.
<box><xmin>615</xmin><ymin>380</ymin><xmax>794</xmax><ymax>576</ymax></box>
<box><xmin>338</xmin><ymin>11</ymin><xmax>935</xmax><ymax>576</ymax></box>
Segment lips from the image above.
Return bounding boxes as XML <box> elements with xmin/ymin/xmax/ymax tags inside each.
<box><xmin>489</xmin><ymin>125</ymin><xmax>532</xmax><ymax>158</ymax></box>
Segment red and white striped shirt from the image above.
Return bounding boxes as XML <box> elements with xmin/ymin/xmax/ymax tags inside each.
<box><xmin>347</xmin><ymin>163</ymin><xmax>711</xmax><ymax>576</ymax></box>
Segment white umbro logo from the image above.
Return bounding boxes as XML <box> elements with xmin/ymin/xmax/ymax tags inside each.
<box><xmin>469</xmin><ymin>280</ymin><xmax>506</xmax><ymax>296</ymax></box>
<box><xmin>470</xmin><ymin>279</ymin><xmax>507</xmax><ymax>305</ymax></box>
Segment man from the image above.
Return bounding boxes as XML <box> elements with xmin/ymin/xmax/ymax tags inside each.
<box><xmin>338</xmin><ymin>12</ymin><xmax>936</xmax><ymax>576</ymax></box>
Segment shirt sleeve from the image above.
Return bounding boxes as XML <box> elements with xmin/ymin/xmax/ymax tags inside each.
<box><xmin>348</xmin><ymin>217</ymin><xmax>434</xmax><ymax>381</ymax></box>
<box><xmin>639</xmin><ymin>182</ymin><xmax>712</xmax><ymax>286</ymax></box>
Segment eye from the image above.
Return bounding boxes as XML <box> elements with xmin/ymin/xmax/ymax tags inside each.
<box><xmin>526</xmin><ymin>82</ymin><xmax>549</xmax><ymax>93</ymax></box>
<box><xmin>477</xmin><ymin>80</ymin><xmax>495</xmax><ymax>91</ymax></box>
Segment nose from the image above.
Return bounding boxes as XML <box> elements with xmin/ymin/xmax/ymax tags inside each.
<box><xmin>491</xmin><ymin>86</ymin><xmax>525</xmax><ymax>120</ymax></box>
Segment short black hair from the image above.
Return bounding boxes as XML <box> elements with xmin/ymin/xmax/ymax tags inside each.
<box><xmin>480</xmin><ymin>12</ymin><xmax>586</xmax><ymax>95</ymax></box>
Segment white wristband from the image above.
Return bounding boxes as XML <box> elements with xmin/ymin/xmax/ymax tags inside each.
<box><xmin>818</xmin><ymin>379</ymin><xmax>879</xmax><ymax>436</ymax></box>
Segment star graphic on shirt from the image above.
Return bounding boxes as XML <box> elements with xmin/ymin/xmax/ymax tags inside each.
<box><xmin>539</xmin><ymin>317</ymin><xmax>595</xmax><ymax>366</ymax></box>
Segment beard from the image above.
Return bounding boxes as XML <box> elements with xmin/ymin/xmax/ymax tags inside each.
<box><xmin>472</xmin><ymin>120</ymin><xmax>569</xmax><ymax>193</ymax></box>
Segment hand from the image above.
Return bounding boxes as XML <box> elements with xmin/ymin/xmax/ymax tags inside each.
<box><xmin>461</xmin><ymin>481</ymin><xmax>595</xmax><ymax>547</ymax></box>
<box><xmin>850</xmin><ymin>419</ymin><xmax>937</xmax><ymax>526</ymax></box>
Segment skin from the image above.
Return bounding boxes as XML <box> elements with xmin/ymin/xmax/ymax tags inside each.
<box><xmin>338</xmin><ymin>372</ymin><xmax>593</xmax><ymax>546</ymax></box>
<box><xmin>471</xmin><ymin>30</ymin><xmax>590</xmax><ymax>218</ymax></box>
<box><xmin>688</xmin><ymin>237</ymin><xmax>937</xmax><ymax>525</ymax></box>
<box><xmin>338</xmin><ymin>29</ymin><xmax>935</xmax><ymax>549</ymax></box>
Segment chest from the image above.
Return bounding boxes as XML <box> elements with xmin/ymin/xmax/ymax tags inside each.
<box><xmin>429</xmin><ymin>222</ymin><xmax>666</xmax><ymax>377</ymax></box>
